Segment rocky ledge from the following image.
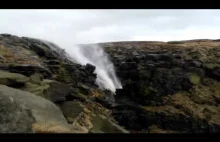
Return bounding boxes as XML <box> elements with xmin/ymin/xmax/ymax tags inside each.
<box><xmin>0</xmin><ymin>34</ymin><xmax>127</xmax><ymax>133</ymax></box>
<box><xmin>1</xmin><ymin>34</ymin><xmax>220</xmax><ymax>133</ymax></box>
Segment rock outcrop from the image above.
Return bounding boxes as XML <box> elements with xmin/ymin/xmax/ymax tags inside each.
<box><xmin>1</xmin><ymin>34</ymin><xmax>220</xmax><ymax>133</ymax></box>
<box><xmin>0</xmin><ymin>34</ymin><xmax>127</xmax><ymax>133</ymax></box>
<box><xmin>97</xmin><ymin>41</ymin><xmax>220</xmax><ymax>133</ymax></box>
<box><xmin>0</xmin><ymin>85</ymin><xmax>82</xmax><ymax>133</ymax></box>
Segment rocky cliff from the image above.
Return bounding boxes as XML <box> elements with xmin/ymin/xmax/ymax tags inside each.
<box><xmin>99</xmin><ymin>40</ymin><xmax>220</xmax><ymax>133</ymax></box>
<box><xmin>0</xmin><ymin>33</ymin><xmax>220</xmax><ymax>133</ymax></box>
<box><xmin>0</xmin><ymin>34</ymin><xmax>127</xmax><ymax>133</ymax></box>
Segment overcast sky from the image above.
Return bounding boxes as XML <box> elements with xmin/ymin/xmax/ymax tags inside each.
<box><xmin>0</xmin><ymin>9</ymin><xmax>220</xmax><ymax>47</ymax></box>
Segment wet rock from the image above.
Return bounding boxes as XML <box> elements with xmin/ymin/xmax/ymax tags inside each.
<box><xmin>85</xmin><ymin>63</ymin><xmax>96</xmax><ymax>74</ymax></box>
<box><xmin>95</xmin><ymin>90</ymin><xmax>116</xmax><ymax>108</ymax></box>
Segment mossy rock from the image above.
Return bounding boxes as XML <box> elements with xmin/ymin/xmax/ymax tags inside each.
<box><xmin>20</xmin><ymin>82</ymin><xmax>50</xmax><ymax>97</ymax></box>
<box><xmin>143</xmin><ymin>87</ymin><xmax>158</xmax><ymax>96</ymax></box>
<box><xmin>89</xmin><ymin>114</ymin><xmax>129</xmax><ymax>133</ymax></box>
<box><xmin>56</xmin><ymin>65</ymin><xmax>73</xmax><ymax>83</ymax></box>
<box><xmin>0</xmin><ymin>85</ymin><xmax>76</xmax><ymax>133</ymax></box>
<box><xmin>187</xmin><ymin>73</ymin><xmax>200</xmax><ymax>85</ymax></box>
<box><xmin>21</xmin><ymin>79</ymin><xmax>75</xmax><ymax>103</ymax></box>
<box><xmin>0</xmin><ymin>70</ymin><xmax>29</xmax><ymax>87</ymax></box>
<box><xmin>204</xmin><ymin>63</ymin><xmax>219</xmax><ymax>69</ymax></box>
<box><xmin>191</xmin><ymin>85</ymin><xmax>216</xmax><ymax>105</ymax></box>
<box><xmin>60</xmin><ymin>101</ymin><xmax>85</xmax><ymax>124</ymax></box>
<box><xmin>29</xmin><ymin>73</ymin><xmax>43</xmax><ymax>85</ymax></box>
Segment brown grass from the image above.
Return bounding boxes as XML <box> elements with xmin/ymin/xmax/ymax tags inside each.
<box><xmin>101</xmin><ymin>40</ymin><xmax>220</xmax><ymax>51</ymax></box>
<box><xmin>0</xmin><ymin>45</ymin><xmax>14</xmax><ymax>58</ymax></box>
<box><xmin>32</xmin><ymin>123</ymin><xmax>74</xmax><ymax>133</ymax></box>
<box><xmin>90</xmin><ymin>89</ymin><xmax>104</xmax><ymax>98</ymax></box>
<box><xmin>0</xmin><ymin>44</ymin><xmax>41</xmax><ymax>65</ymax></box>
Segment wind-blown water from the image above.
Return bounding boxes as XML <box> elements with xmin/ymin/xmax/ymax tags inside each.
<box><xmin>41</xmin><ymin>39</ymin><xmax>122</xmax><ymax>93</ymax></box>
<box><xmin>66</xmin><ymin>44</ymin><xmax>122</xmax><ymax>93</ymax></box>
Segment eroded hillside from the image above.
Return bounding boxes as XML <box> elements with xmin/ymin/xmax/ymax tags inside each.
<box><xmin>98</xmin><ymin>40</ymin><xmax>220</xmax><ymax>133</ymax></box>
<box><xmin>1</xmin><ymin>33</ymin><xmax>220</xmax><ymax>133</ymax></box>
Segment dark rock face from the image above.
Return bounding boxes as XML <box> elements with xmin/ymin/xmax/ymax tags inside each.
<box><xmin>85</xmin><ymin>63</ymin><xmax>96</xmax><ymax>74</ymax></box>
<box><xmin>0</xmin><ymin>34</ymin><xmax>127</xmax><ymax>133</ymax></box>
<box><xmin>100</xmin><ymin>41</ymin><xmax>220</xmax><ymax>133</ymax></box>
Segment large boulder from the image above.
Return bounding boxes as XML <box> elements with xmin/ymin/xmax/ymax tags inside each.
<box><xmin>21</xmin><ymin>78</ymin><xmax>85</xmax><ymax>103</ymax></box>
<box><xmin>0</xmin><ymin>90</ymin><xmax>34</xmax><ymax>133</ymax></box>
<box><xmin>0</xmin><ymin>85</ymin><xmax>86</xmax><ymax>133</ymax></box>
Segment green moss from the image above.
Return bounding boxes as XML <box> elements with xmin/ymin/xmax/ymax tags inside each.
<box><xmin>143</xmin><ymin>87</ymin><xmax>158</xmax><ymax>96</ymax></box>
<box><xmin>188</xmin><ymin>73</ymin><xmax>200</xmax><ymax>85</ymax></box>
<box><xmin>184</xmin><ymin>56</ymin><xmax>192</xmax><ymax>61</ymax></box>
<box><xmin>30</xmin><ymin>73</ymin><xmax>42</xmax><ymax>85</ymax></box>
<box><xmin>90</xmin><ymin>115</ymin><xmax>128</xmax><ymax>133</ymax></box>
<box><xmin>20</xmin><ymin>82</ymin><xmax>50</xmax><ymax>97</ymax></box>
<box><xmin>77</xmin><ymin>93</ymin><xmax>87</xmax><ymax>100</ymax></box>
<box><xmin>42</xmin><ymin>79</ymin><xmax>55</xmax><ymax>84</ymax></box>
<box><xmin>0</xmin><ymin>70</ymin><xmax>29</xmax><ymax>86</ymax></box>
<box><xmin>56</xmin><ymin>63</ymin><xmax>73</xmax><ymax>83</ymax></box>
<box><xmin>204</xmin><ymin>63</ymin><xmax>219</xmax><ymax>69</ymax></box>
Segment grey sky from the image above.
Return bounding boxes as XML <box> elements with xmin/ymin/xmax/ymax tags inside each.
<box><xmin>0</xmin><ymin>9</ymin><xmax>220</xmax><ymax>47</ymax></box>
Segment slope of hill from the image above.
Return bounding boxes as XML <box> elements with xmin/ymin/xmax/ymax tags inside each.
<box><xmin>96</xmin><ymin>39</ymin><xmax>220</xmax><ymax>133</ymax></box>
<box><xmin>1</xmin><ymin>33</ymin><xmax>220</xmax><ymax>133</ymax></box>
<box><xmin>0</xmin><ymin>34</ymin><xmax>128</xmax><ymax>133</ymax></box>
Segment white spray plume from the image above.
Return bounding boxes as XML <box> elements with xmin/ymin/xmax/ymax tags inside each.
<box><xmin>34</xmin><ymin>39</ymin><xmax>122</xmax><ymax>94</ymax></box>
<box><xmin>64</xmin><ymin>44</ymin><xmax>122</xmax><ymax>93</ymax></box>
